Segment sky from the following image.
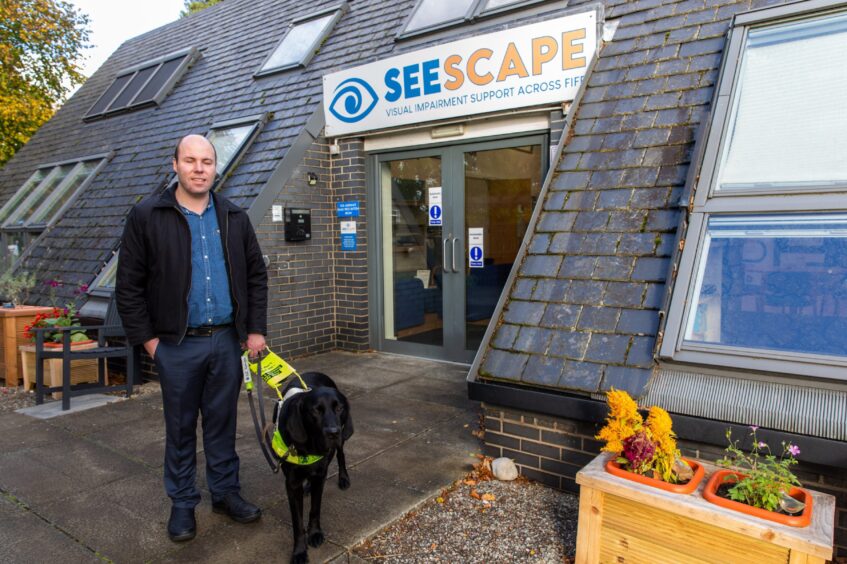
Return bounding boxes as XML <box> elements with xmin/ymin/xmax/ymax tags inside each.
<box><xmin>69</xmin><ymin>0</ymin><xmax>184</xmax><ymax>79</ymax></box>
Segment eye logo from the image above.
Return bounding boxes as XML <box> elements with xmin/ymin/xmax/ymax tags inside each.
<box><xmin>328</xmin><ymin>78</ymin><xmax>378</xmax><ymax>123</ymax></box>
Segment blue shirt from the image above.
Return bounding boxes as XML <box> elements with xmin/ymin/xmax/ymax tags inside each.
<box><xmin>182</xmin><ymin>197</ymin><xmax>233</xmax><ymax>327</ymax></box>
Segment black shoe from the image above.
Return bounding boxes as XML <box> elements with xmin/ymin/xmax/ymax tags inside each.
<box><xmin>212</xmin><ymin>493</ymin><xmax>261</xmax><ymax>524</ymax></box>
<box><xmin>168</xmin><ymin>507</ymin><xmax>196</xmax><ymax>542</ymax></box>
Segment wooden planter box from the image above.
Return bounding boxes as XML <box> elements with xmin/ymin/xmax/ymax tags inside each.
<box><xmin>0</xmin><ymin>306</ymin><xmax>54</xmax><ymax>387</ymax></box>
<box><xmin>575</xmin><ymin>453</ymin><xmax>835</xmax><ymax>564</ymax></box>
<box><xmin>19</xmin><ymin>342</ymin><xmax>105</xmax><ymax>399</ymax></box>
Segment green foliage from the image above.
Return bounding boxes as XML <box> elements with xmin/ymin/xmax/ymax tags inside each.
<box><xmin>0</xmin><ymin>269</ymin><xmax>36</xmax><ymax>305</ymax></box>
<box><xmin>23</xmin><ymin>303</ymin><xmax>88</xmax><ymax>343</ymax></box>
<box><xmin>717</xmin><ymin>427</ymin><xmax>802</xmax><ymax>512</ymax></box>
<box><xmin>180</xmin><ymin>0</ymin><xmax>223</xmax><ymax>17</ymax></box>
<box><xmin>0</xmin><ymin>0</ymin><xmax>90</xmax><ymax>167</ymax></box>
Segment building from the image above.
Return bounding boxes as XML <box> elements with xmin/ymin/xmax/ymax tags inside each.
<box><xmin>0</xmin><ymin>0</ymin><xmax>844</xmax><ymax>557</ymax></box>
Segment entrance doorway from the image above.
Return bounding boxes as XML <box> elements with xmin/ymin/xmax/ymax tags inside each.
<box><xmin>371</xmin><ymin>136</ymin><xmax>547</xmax><ymax>363</ymax></box>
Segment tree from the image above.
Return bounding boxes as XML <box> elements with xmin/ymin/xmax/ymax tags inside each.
<box><xmin>181</xmin><ymin>0</ymin><xmax>224</xmax><ymax>17</ymax></box>
<box><xmin>0</xmin><ymin>0</ymin><xmax>89</xmax><ymax>168</ymax></box>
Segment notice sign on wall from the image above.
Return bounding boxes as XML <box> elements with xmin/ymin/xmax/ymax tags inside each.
<box><xmin>340</xmin><ymin>221</ymin><xmax>357</xmax><ymax>251</ymax></box>
<box><xmin>468</xmin><ymin>228</ymin><xmax>484</xmax><ymax>268</ymax></box>
<box><xmin>428</xmin><ymin>187</ymin><xmax>442</xmax><ymax>227</ymax></box>
<box><xmin>323</xmin><ymin>10</ymin><xmax>597</xmax><ymax>136</ymax></box>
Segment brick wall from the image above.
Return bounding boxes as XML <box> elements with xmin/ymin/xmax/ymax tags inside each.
<box><xmin>255</xmin><ymin>138</ymin><xmax>337</xmax><ymax>359</ymax></box>
<box><xmin>482</xmin><ymin>404</ymin><xmax>847</xmax><ymax>560</ymax></box>
<box><xmin>331</xmin><ymin>139</ymin><xmax>369</xmax><ymax>352</ymax></box>
<box><xmin>251</xmin><ymin>135</ymin><xmax>371</xmax><ymax>358</ymax></box>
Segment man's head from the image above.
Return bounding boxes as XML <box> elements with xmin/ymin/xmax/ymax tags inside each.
<box><xmin>172</xmin><ymin>134</ymin><xmax>217</xmax><ymax>197</ymax></box>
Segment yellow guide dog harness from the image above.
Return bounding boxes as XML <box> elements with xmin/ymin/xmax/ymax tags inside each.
<box><xmin>241</xmin><ymin>348</ymin><xmax>323</xmax><ymax>471</ymax></box>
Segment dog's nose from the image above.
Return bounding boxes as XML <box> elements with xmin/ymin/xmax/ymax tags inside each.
<box><xmin>325</xmin><ymin>426</ymin><xmax>340</xmax><ymax>438</ymax></box>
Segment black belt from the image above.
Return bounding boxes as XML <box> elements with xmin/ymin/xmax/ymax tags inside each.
<box><xmin>185</xmin><ymin>324</ymin><xmax>232</xmax><ymax>337</ymax></box>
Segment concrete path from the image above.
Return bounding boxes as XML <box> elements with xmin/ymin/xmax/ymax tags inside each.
<box><xmin>0</xmin><ymin>352</ymin><xmax>481</xmax><ymax>563</ymax></box>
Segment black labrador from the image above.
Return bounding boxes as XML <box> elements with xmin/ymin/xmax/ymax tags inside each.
<box><xmin>274</xmin><ymin>372</ymin><xmax>353</xmax><ymax>564</ymax></box>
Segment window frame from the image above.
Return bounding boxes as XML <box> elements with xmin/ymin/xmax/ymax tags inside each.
<box><xmin>84</xmin><ymin>47</ymin><xmax>199</xmax><ymax>121</ymax></box>
<box><xmin>89</xmin><ymin>250</ymin><xmax>119</xmax><ymax>298</ymax></box>
<box><xmin>205</xmin><ymin>114</ymin><xmax>267</xmax><ymax>189</ymax></box>
<box><xmin>1</xmin><ymin>154</ymin><xmax>110</xmax><ymax>230</ymax></box>
<box><xmin>254</xmin><ymin>3</ymin><xmax>348</xmax><ymax>77</ymax></box>
<box><xmin>660</xmin><ymin>0</ymin><xmax>847</xmax><ymax>382</ymax></box>
<box><xmin>0</xmin><ymin>153</ymin><xmax>110</xmax><ymax>271</ymax></box>
<box><xmin>396</xmin><ymin>0</ymin><xmax>557</xmax><ymax>39</ymax></box>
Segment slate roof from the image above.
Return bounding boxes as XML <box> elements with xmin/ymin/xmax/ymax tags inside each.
<box><xmin>0</xmin><ymin>0</ymin><xmax>617</xmax><ymax>307</ymax></box>
<box><xmin>478</xmin><ymin>0</ymin><xmax>793</xmax><ymax>398</ymax></box>
<box><xmin>0</xmin><ymin>0</ymin><xmax>413</xmax><ymax>304</ymax></box>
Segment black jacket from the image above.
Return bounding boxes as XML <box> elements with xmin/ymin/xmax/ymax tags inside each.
<box><xmin>116</xmin><ymin>185</ymin><xmax>268</xmax><ymax>346</ymax></box>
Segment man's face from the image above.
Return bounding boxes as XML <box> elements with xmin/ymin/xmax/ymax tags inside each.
<box><xmin>172</xmin><ymin>136</ymin><xmax>216</xmax><ymax>196</ymax></box>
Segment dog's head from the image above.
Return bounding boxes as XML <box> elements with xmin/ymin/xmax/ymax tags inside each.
<box><xmin>279</xmin><ymin>386</ymin><xmax>353</xmax><ymax>453</ymax></box>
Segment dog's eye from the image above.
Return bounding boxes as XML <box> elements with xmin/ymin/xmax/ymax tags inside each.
<box><xmin>315</xmin><ymin>404</ymin><xmax>325</xmax><ymax>414</ymax></box>
<box><xmin>334</xmin><ymin>404</ymin><xmax>343</xmax><ymax>414</ymax></box>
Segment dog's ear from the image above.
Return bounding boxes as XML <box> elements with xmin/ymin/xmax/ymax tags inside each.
<box><xmin>282</xmin><ymin>395</ymin><xmax>309</xmax><ymax>444</ymax></box>
<box><xmin>339</xmin><ymin>391</ymin><xmax>354</xmax><ymax>441</ymax></box>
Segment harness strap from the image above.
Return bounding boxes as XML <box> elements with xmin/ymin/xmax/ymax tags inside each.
<box><xmin>243</xmin><ymin>353</ymin><xmax>280</xmax><ymax>473</ymax></box>
<box><xmin>247</xmin><ymin>385</ymin><xmax>280</xmax><ymax>473</ymax></box>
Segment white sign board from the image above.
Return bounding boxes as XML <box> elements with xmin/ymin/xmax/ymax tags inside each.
<box><xmin>323</xmin><ymin>10</ymin><xmax>597</xmax><ymax>136</ymax></box>
<box><xmin>272</xmin><ymin>205</ymin><xmax>283</xmax><ymax>222</ymax></box>
<box><xmin>468</xmin><ymin>227</ymin><xmax>484</xmax><ymax>268</ymax></box>
<box><xmin>428</xmin><ymin>187</ymin><xmax>442</xmax><ymax>227</ymax></box>
<box><xmin>340</xmin><ymin>221</ymin><xmax>357</xmax><ymax>234</ymax></box>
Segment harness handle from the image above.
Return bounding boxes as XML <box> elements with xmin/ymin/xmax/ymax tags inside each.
<box><xmin>244</xmin><ymin>353</ymin><xmax>281</xmax><ymax>473</ymax></box>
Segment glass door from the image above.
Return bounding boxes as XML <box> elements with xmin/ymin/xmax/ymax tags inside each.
<box><xmin>378</xmin><ymin>153</ymin><xmax>446</xmax><ymax>356</ymax></box>
<box><xmin>462</xmin><ymin>142</ymin><xmax>543</xmax><ymax>354</ymax></box>
<box><xmin>373</xmin><ymin>136</ymin><xmax>546</xmax><ymax>363</ymax></box>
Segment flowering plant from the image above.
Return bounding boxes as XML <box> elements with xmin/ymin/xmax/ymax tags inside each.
<box><xmin>716</xmin><ymin>427</ymin><xmax>802</xmax><ymax>512</ymax></box>
<box><xmin>596</xmin><ymin>389</ymin><xmax>691</xmax><ymax>483</ymax></box>
<box><xmin>22</xmin><ymin>304</ymin><xmax>88</xmax><ymax>344</ymax></box>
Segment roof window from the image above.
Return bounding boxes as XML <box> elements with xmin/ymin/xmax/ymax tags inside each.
<box><xmin>256</xmin><ymin>4</ymin><xmax>347</xmax><ymax>76</ymax></box>
<box><xmin>84</xmin><ymin>48</ymin><xmax>199</xmax><ymax>121</ymax></box>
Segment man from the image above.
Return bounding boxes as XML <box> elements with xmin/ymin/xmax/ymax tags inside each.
<box><xmin>116</xmin><ymin>134</ymin><xmax>268</xmax><ymax>542</ymax></box>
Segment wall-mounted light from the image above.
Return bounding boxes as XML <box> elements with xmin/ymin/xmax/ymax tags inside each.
<box><xmin>307</xmin><ymin>172</ymin><xmax>318</xmax><ymax>186</ymax></box>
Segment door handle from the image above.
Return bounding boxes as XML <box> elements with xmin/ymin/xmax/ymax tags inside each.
<box><xmin>443</xmin><ymin>236</ymin><xmax>452</xmax><ymax>273</ymax></box>
<box><xmin>452</xmin><ymin>237</ymin><xmax>460</xmax><ymax>273</ymax></box>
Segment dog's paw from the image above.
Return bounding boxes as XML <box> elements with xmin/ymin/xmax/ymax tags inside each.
<box><xmin>338</xmin><ymin>473</ymin><xmax>351</xmax><ymax>490</ymax></box>
<box><xmin>308</xmin><ymin>529</ymin><xmax>325</xmax><ymax>548</ymax></box>
<box><xmin>291</xmin><ymin>551</ymin><xmax>309</xmax><ymax>564</ymax></box>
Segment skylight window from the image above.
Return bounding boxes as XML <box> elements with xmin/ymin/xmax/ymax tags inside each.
<box><xmin>1</xmin><ymin>155</ymin><xmax>108</xmax><ymax>263</ymax></box>
<box><xmin>84</xmin><ymin>48</ymin><xmax>198</xmax><ymax>121</ymax></box>
<box><xmin>399</xmin><ymin>0</ymin><xmax>556</xmax><ymax>37</ymax></box>
<box><xmin>403</xmin><ymin>0</ymin><xmax>476</xmax><ymax>34</ymax></box>
<box><xmin>206</xmin><ymin>117</ymin><xmax>264</xmax><ymax>183</ymax></box>
<box><xmin>2</xmin><ymin>157</ymin><xmax>105</xmax><ymax>229</ymax></box>
<box><xmin>480</xmin><ymin>0</ymin><xmax>543</xmax><ymax>13</ymax></box>
<box><xmin>256</xmin><ymin>4</ymin><xmax>346</xmax><ymax>75</ymax></box>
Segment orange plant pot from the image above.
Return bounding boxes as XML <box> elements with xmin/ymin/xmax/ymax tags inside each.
<box><xmin>703</xmin><ymin>469</ymin><xmax>813</xmax><ymax>528</ymax></box>
<box><xmin>41</xmin><ymin>339</ymin><xmax>95</xmax><ymax>348</ymax></box>
<box><xmin>604</xmin><ymin>457</ymin><xmax>705</xmax><ymax>494</ymax></box>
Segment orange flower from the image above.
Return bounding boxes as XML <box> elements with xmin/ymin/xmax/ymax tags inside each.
<box><xmin>596</xmin><ymin>389</ymin><xmax>643</xmax><ymax>454</ymax></box>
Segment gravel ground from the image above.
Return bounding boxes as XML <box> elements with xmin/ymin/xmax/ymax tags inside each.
<box><xmin>353</xmin><ymin>458</ymin><xmax>579</xmax><ymax>563</ymax></box>
<box><xmin>0</xmin><ymin>386</ymin><xmax>36</xmax><ymax>413</ymax></box>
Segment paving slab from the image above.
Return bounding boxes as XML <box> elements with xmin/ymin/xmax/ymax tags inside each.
<box><xmin>0</xmin><ymin>351</ymin><xmax>479</xmax><ymax>563</ymax></box>
<box><xmin>0</xmin><ymin>495</ymin><xmax>100</xmax><ymax>564</ymax></box>
<box><xmin>265</xmin><ymin>465</ymin><xmax>430</xmax><ymax>549</ymax></box>
<box><xmin>15</xmin><ymin>394</ymin><xmax>123</xmax><ymax>419</ymax></box>
<box><xmin>0</xmin><ymin>412</ymin><xmax>70</xmax><ymax>453</ymax></box>
<box><xmin>43</xmin><ymin>394</ymin><xmax>161</xmax><ymax>437</ymax></box>
<box><xmin>154</xmin><ymin>512</ymin><xmax>346</xmax><ymax>563</ymax></box>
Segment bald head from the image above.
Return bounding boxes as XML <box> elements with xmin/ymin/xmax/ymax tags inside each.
<box><xmin>174</xmin><ymin>134</ymin><xmax>217</xmax><ymax>162</ymax></box>
<box><xmin>172</xmin><ymin>134</ymin><xmax>218</xmax><ymax>201</ymax></box>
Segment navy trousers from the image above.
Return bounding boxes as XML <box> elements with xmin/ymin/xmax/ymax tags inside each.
<box><xmin>155</xmin><ymin>327</ymin><xmax>242</xmax><ymax>509</ymax></box>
